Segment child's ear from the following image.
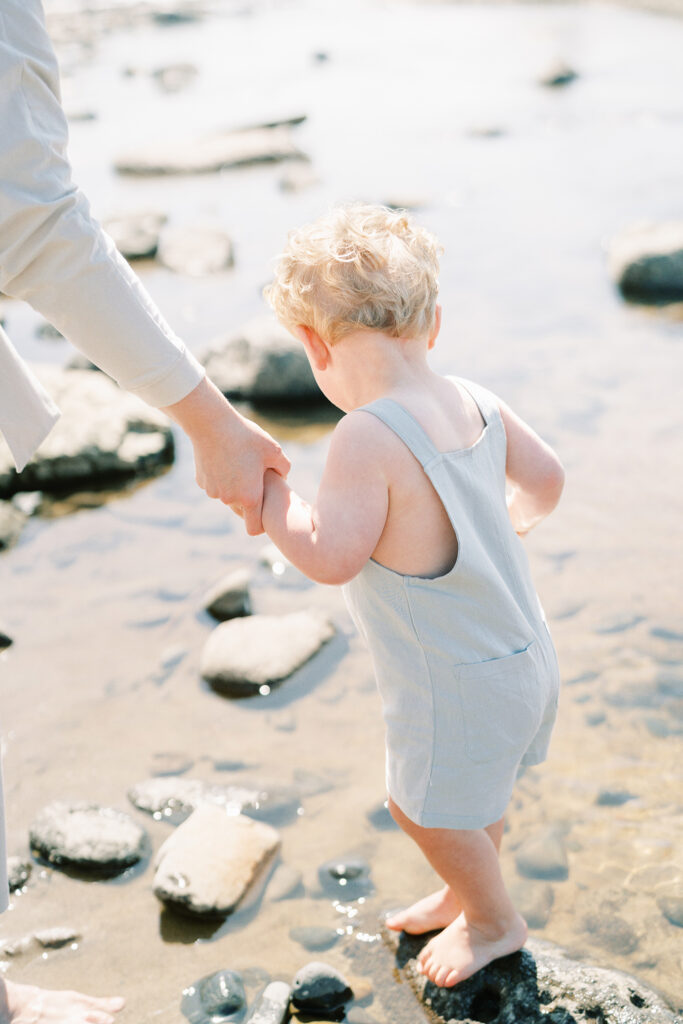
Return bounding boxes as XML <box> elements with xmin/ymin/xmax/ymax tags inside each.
<box><xmin>292</xmin><ymin>325</ymin><xmax>331</xmax><ymax>370</ymax></box>
<box><xmin>427</xmin><ymin>304</ymin><xmax>442</xmax><ymax>350</ymax></box>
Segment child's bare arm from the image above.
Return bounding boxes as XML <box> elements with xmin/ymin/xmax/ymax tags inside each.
<box><xmin>499</xmin><ymin>400</ymin><xmax>564</xmax><ymax>535</ymax></box>
<box><xmin>262</xmin><ymin>413</ymin><xmax>390</xmax><ymax>585</ymax></box>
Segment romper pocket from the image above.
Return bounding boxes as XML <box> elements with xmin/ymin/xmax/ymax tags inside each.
<box><xmin>455</xmin><ymin>642</ymin><xmax>540</xmax><ymax>765</ymax></box>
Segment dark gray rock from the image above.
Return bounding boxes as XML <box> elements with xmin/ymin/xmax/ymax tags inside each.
<box><xmin>509</xmin><ymin>880</ymin><xmax>555</xmax><ymax>929</ymax></box>
<box><xmin>596</xmin><ymin>789</ymin><xmax>636</xmax><ymax>807</ymax></box>
<box><xmin>515</xmin><ymin>829</ymin><xmax>569</xmax><ymax>881</ymax></box>
<box><xmin>116</xmin><ymin>126</ymin><xmax>305</xmax><ymax>176</ymax></box>
<box><xmin>0</xmin><ymin>626</ymin><xmax>12</xmax><ymax>650</ymax></box>
<box><xmin>0</xmin><ymin>369</ymin><xmax>173</xmax><ymax>499</ymax></box>
<box><xmin>318</xmin><ymin>856</ymin><xmax>374</xmax><ymax>900</ymax></box>
<box><xmin>157</xmin><ymin>226</ymin><xmax>234</xmax><ymax>276</ymax></box>
<box><xmin>291</xmin><ymin>961</ymin><xmax>353</xmax><ymax>1014</ymax></box>
<box><xmin>384</xmin><ymin>928</ymin><xmax>679</xmax><ymax>1023</ymax></box>
<box><xmin>200</xmin><ymin>611</ymin><xmax>334</xmax><ymax>697</ymax></box>
<box><xmin>104</xmin><ymin>210</ymin><xmax>167</xmax><ymax>260</ymax></box>
<box><xmin>243</xmin><ymin>981</ymin><xmax>291</xmax><ymax>1024</ymax></box>
<box><xmin>29</xmin><ymin>801</ymin><xmax>147</xmax><ymax>871</ymax></box>
<box><xmin>0</xmin><ymin>501</ymin><xmax>27</xmax><ymax>549</ymax></box>
<box><xmin>181</xmin><ymin>969</ymin><xmax>247</xmax><ymax>1024</ymax></box>
<box><xmin>34</xmin><ymin>926</ymin><xmax>80</xmax><ymax>949</ymax></box>
<box><xmin>7</xmin><ymin>857</ymin><xmax>32</xmax><ymax>892</ymax></box>
<box><xmin>539</xmin><ymin>60</ymin><xmax>578</xmax><ymax>87</ymax></box>
<box><xmin>609</xmin><ymin>222</ymin><xmax>683</xmax><ymax>304</ymax></box>
<box><xmin>36</xmin><ymin>320</ymin><xmax>64</xmax><ymax>340</ymax></box>
<box><xmin>656</xmin><ymin>894</ymin><xmax>683</xmax><ymax>928</ymax></box>
<box><xmin>203</xmin><ymin>568</ymin><xmax>252</xmax><ymax>621</ymax></box>
<box><xmin>202</xmin><ymin>317</ymin><xmax>323</xmax><ymax>404</ymax></box>
<box><xmin>289</xmin><ymin>925</ymin><xmax>339</xmax><ymax>952</ymax></box>
<box><xmin>66</xmin><ymin>354</ymin><xmax>101</xmax><ymax>372</ymax></box>
<box><xmin>129</xmin><ymin>776</ymin><xmax>301</xmax><ymax>826</ymax></box>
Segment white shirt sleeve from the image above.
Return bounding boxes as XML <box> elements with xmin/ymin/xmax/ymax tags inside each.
<box><xmin>0</xmin><ymin>0</ymin><xmax>205</xmax><ymax>408</ymax></box>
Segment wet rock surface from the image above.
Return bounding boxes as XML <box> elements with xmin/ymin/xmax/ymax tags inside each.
<box><xmin>157</xmin><ymin>225</ymin><xmax>234</xmax><ymax>276</ymax></box>
<box><xmin>200</xmin><ymin>611</ymin><xmax>335</xmax><ymax>696</ymax></box>
<box><xmin>317</xmin><ymin>856</ymin><xmax>374</xmax><ymax>900</ymax></box>
<box><xmin>0</xmin><ymin>369</ymin><xmax>173</xmax><ymax>498</ymax></box>
<box><xmin>181</xmin><ymin>968</ymin><xmax>247</xmax><ymax>1024</ymax></box>
<box><xmin>34</xmin><ymin>926</ymin><xmax>81</xmax><ymax>949</ymax></box>
<box><xmin>153</xmin><ymin>805</ymin><xmax>280</xmax><ymax>917</ymax></box>
<box><xmin>609</xmin><ymin>222</ymin><xmax>683</xmax><ymax>303</ymax></box>
<box><xmin>203</xmin><ymin>568</ymin><xmax>252</xmax><ymax>621</ymax></box>
<box><xmin>129</xmin><ymin>776</ymin><xmax>301</xmax><ymax>826</ymax></box>
<box><xmin>291</xmin><ymin>961</ymin><xmax>353</xmax><ymax>1015</ymax></box>
<box><xmin>29</xmin><ymin>801</ymin><xmax>147</xmax><ymax>871</ymax></box>
<box><xmin>202</xmin><ymin>316</ymin><xmax>322</xmax><ymax>403</ymax></box>
<box><xmin>116</xmin><ymin>125</ymin><xmax>305</xmax><ymax>175</ymax></box>
<box><xmin>7</xmin><ymin>857</ymin><xmax>32</xmax><ymax>892</ymax></box>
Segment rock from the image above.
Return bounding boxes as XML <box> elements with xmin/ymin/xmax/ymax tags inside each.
<box><xmin>116</xmin><ymin>126</ymin><xmax>305</xmax><ymax>175</ymax></box>
<box><xmin>259</xmin><ymin>544</ymin><xmax>290</xmax><ymax>575</ymax></box>
<box><xmin>265</xmin><ymin>863</ymin><xmax>304</xmax><ymax>901</ymax></box>
<box><xmin>596</xmin><ymin>789</ymin><xmax>636</xmax><ymax>807</ymax></box>
<box><xmin>200</xmin><ymin>611</ymin><xmax>334</xmax><ymax>697</ymax></box>
<box><xmin>202</xmin><ymin>317</ymin><xmax>322</xmax><ymax>403</ymax></box>
<box><xmin>657</xmin><ymin>893</ymin><xmax>683</xmax><ymax>928</ymax></box>
<box><xmin>0</xmin><ymin>501</ymin><xmax>26</xmax><ymax>549</ymax></box>
<box><xmin>103</xmin><ymin>210</ymin><xmax>167</xmax><ymax>260</ymax></box>
<box><xmin>181</xmin><ymin>969</ymin><xmax>247</xmax><ymax>1024</ymax></box>
<box><xmin>157</xmin><ymin>226</ymin><xmax>234</xmax><ymax>276</ymax></box>
<box><xmin>150</xmin><ymin>752</ymin><xmax>194</xmax><ymax>777</ymax></box>
<box><xmin>129</xmin><ymin>776</ymin><xmax>301</xmax><ymax>826</ymax></box>
<box><xmin>0</xmin><ymin>368</ymin><xmax>173</xmax><ymax>499</ymax></box>
<box><xmin>243</xmin><ymin>981</ymin><xmax>291</xmax><ymax>1024</ymax></box>
<box><xmin>203</xmin><ymin>568</ymin><xmax>252</xmax><ymax>621</ymax></box>
<box><xmin>36</xmin><ymin>320</ymin><xmax>64</xmax><ymax>340</ymax></box>
<box><xmin>365</xmin><ymin>799</ymin><xmax>398</xmax><ymax>831</ymax></box>
<box><xmin>291</xmin><ymin>962</ymin><xmax>353</xmax><ymax>1015</ymax></box>
<box><xmin>509</xmin><ymin>880</ymin><xmax>555</xmax><ymax>928</ymax></box>
<box><xmin>385</xmin><ymin>929</ymin><xmax>679</xmax><ymax>1024</ymax></box>
<box><xmin>583</xmin><ymin>911</ymin><xmax>640</xmax><ymax>954</ymax></box>
<box><xmin>7</xmin><ymin>857</ymin><xmax>32</xmax><ymax>892</ymax></box>
<box><xmin>12</xmin><ymin>491</ymin><xmax>42</xmax><ymax>516</ymax></box>
<box><xmin>289</xmin><ymin>926</ymin><xmax>339</xmax><ymax>952</ymax></box>
<box><xmin>609</xmin><ymin>222</ymin><xmax>683</xmax><ymax>303</ymax></box>
<box><xmin>0</xmin><ymin>936</ymin><xmax>32</xmax><ymax>957</ymax></box>
<box><xmin>279</xmin><ymin>163</ymin><xmax>320</xmax><ymax>192</ymax></box>
<box><xmin>29</xmin><ymin>801</ymin><xmax>147</xmax><ymax>871</ymax></box>
<box><xmin>466</xmin><ymin>124</ymin><xmax>505</xmax><ymax>138</ymax></box>
<box><xmin>317</xmin><ymin>856</ymin><xmax>373</xmax><ymax>900</ymax></box>
<box><xmin>0</xmin><ymin>626</ymin><xmax>12</xmax><ymax>650</ymax></box>
<box><xmin>153</xmin><ymin>805</ymin><xmax>280</xmax><ymax>917</ymax></box>
<box><xmin>514</xmin><ymin>829</ymin><xmax>569</xmax><ymax>881</ymax></box>
<box><xmin>152</xmin><ymin>62</ymin><xmax>198</xmax><ymax>93</ymax></box>
<box><xmin>539</xmin><ymin>60</ymin><xmax>578</xmax><ymax>87</ymax></box>
<box><xmin>152</xmin><ymin>8</ymin><xmax>202</xmax><ymax>26</ymax></box>
<box><xmin>66</xmin><ymin>354</ymin><xmax>101</xmax><ymax>372</ymax></box>
<box><xmin>34</xmin><ymin>926</ymin><xmax>80</xmax><ymax>949</ymax></box>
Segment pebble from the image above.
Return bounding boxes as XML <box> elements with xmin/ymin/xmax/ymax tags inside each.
<box><xmin>289</xmin><ymin>926</ymin><xmax>339</xmax><ymax>952</ymax></box>
<box><xmin>539</xmin><ymin>60</ymin><xmax>578</xmax><ymax>87</ymax></box>
<box><xmin>609</xmin><ymin>221</ymin><xmax>683</xmax><ymax>304</ymax></box>
<box><xmin>595</xmin><ymin>789</ymin><xmax>635</xmax><ymax>807</ymax></box>
<box><xmin>103</xmin><ymin>210</ymin><xmax>167</xmax><ymax>260</ymax></box>
<box><xmin>0</xmin><ymin>501</ymin><xmax>27</xmax><ymax>550</ymax></box>
<box><xmin>515</xmin><ymin>830</ymin><xmax>569</xmax><ymax>881</ymax></box>
<box><xmin>508</xmin><ymin>880</ymin><xmax>555</xmax><ymax>928</ymax></box>
<box><xmin>365</xmin><ymin>799</ymin><xmax>398</xmax><ymax>831</ymax></box>
<box><xmin>29</xmin><ymin>801</ymin><xmax>147</xmax><ymax>871</ymax></box>
<box><xmin>265</xmin><ymin>863</ymin><xmax>304</xmax><ymax>901</ymax></box>
<box><xmin>200</xmin><ymin>612</ymin><xmax>335</xmax><ymax>697</ymax></box>
<box><xmin>157</xmin><ymin>225</ymin><xmax>234</xmax><ymax>276</ymax></box>
<box><xmin>291</xmin><ymin>962</ymin><xmax>353</xmax><ymax>1014</ymax></box>
<box><xmin>317</xmin><ymin>856</ymin><xmax>374</xmax><ymax>899</ymax></box>
<box><xmin>34</xmin><ymin>926</ymin><xmax>81</xmax><ymax>949</ymax></box>
<box><xmin>153</xmin><ymin>805</ymin><xmax>280</xmax><ymax>917</ymax></box>
<box><xmin>204</xmin><ymin>568</ymin><xmax>252</xmax><ymax>621</ymax></box>
<box><xmin>243</xmin><ymin>981</ymin><xmax>291</xmax><ymax>1024</ymax></box>
<box><xmin>585</xmin><ymin>711</ymin><xmax>606</xmax><ymax>727</ymax></box>
<box><xmin>7</xmin><ymin>857</ymin><xmax>32</xmax><ymax>892</ymax></box>
<box><xmin>657</xmin><ymin>894</ymin><xmax>683</xmax><ymax>928</ymax></box>
<box><xmin>181</xmin><ymin>969</ymin><xmax>247</xmax><ymax>1024</ymax></box>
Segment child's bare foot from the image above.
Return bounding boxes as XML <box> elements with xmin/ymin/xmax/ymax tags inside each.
<box><xmin>385</xmin><ymin>885</ymin><xmax>461</xmax><ymax>934</ymax></box>
<box><xmin>1</xmin><ymin>979</ymin><xmax>125</xmax><ymax>1024</ymax></box>
<box><xmin>417</xmin><ymin>910</ymin><xmax>527</xmax><ymax>988</ymax></box>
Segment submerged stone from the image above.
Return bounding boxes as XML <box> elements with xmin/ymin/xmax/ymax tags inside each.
<box><xmin>514</xmin><ymin>829</ymin><xmax>569</xmax><ymax>881</ymax></box>
<box><xmin>29</xmin><ymin>801</ymin><xmax>147</xmax><ymax>871</ymax></box>
<box><xmin>317</xmin><ymin>856</ymin><xmax>374</xmax><ymax>900</ymax></box>
<box><xmin>181</xmin><ymin>969</ymin><xmax>247</xmax><ymax>1024</ymax></box>
<box><xmin>129</xmin><ymin>776</ymin><xmax>301</xmax><ymax>826</ymax></box>
<box><xmin>289</xmin><ymin>925</ymin><xmax>339</xmax><ymax>952</ymax></box>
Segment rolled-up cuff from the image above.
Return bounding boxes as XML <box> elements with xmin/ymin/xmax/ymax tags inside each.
<box><xmin>124</xmin><ymin>348</ymin><xmax>205</xmax><ymax>408</ymax></box>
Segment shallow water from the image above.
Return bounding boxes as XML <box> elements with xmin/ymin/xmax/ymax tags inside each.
<box><xmin>1</xmin><ymin>0</ymin><xmax>682</xmax><ymax>1017</ymax></box>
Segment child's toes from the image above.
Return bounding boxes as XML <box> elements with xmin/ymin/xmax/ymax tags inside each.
<box><xmin>433</xmin><ymin>964</ymin><xmax>451</xmax><ymax>987</ymax></box>
<box><xmin>443</xmin><ymin>969</ymin><xmax>459</xmax><ymax>988</ymax></box>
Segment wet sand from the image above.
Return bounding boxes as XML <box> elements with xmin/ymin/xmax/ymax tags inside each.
<box><xmin>1</xmin><ymin>1</ymin><xmax>682</xmax><ymax>1018</ymax></box>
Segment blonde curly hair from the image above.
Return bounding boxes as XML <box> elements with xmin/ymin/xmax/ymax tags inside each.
<box><xmin>264</xmin><ymin>204</ymin><xmax>442</xmax><ymax>343</ymax></box>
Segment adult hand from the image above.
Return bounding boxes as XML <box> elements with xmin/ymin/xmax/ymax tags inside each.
<box><xmin>162</xmin><ymin>376</ymin><xmax>290</xmax><ymax>535</ymax></box>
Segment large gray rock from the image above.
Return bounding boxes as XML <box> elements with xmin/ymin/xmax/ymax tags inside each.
<box><xmin>0</xmin><ymin>501</ymin><xmax>27</xmax><ymax>549</ymax></box>
<box><xmin>157</xmin><ymin>226</ymin><xmax>234</xmax><ymax>276</ymax></box>
<box><xmin>383</xmin><ymin>929</ymin><xmax>680</xmax><ymax>1024</ymax></box>
<box><xmin>153</xmin><ymin>805</ymin><xmax>280</xmax><ymax>917</ymax></box>
<box><xmin>0</xmin><ymin>368</ymin><xmax>173</xmax><ymax>498</ymax></box>
<box><xmin>202</xmin><ymin>317</ymin><xmax>322</xmax><ymax>403</ymax></box>
<box><xmin>116</xmin><ymin>125</ymin><xmax>305</xmax><ymax>175</ymax></box>
<box><xmin>610</xmin><ymin>222</ymin><xmax>683</xmax><ymax>303</ymax></box>
<box><xmin>200</xmin><ymin>611</ymin><xmax>334</xmax><ymax>697</ymax></box>
<box><xmin>203</xmin><ymin>568</ymin><xmax>252</xmax><ymax>621</ymax></box>
<box><xmin>103</xmin><ymin>210</ymin><xmax>168</xmax><ymax>260</ymax></box>
<box><xmin>128</xmin><ymin>776</ymin><xmax>301</xmax><ymax>825</ymax></box>
<box><xmin>29</xmin><ymin>801</ymin><xmax>147</xmax><ymax>871</ymax></box>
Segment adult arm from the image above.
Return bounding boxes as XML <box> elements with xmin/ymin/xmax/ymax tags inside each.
<box><xmin>499</xmin><ymin>400</ymin><xmax>565</xmax><ymax>535</ymax></box>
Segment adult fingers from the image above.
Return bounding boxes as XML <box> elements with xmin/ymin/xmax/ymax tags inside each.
<box><xmin>242</xmin><ymin>499</ymin><xmax>264</xmax><ymax>536</ymax></box>
<box><xmin>269</xmin><ymin>446</ymin><xmax>291</xmax><ymax>478</ymax></box>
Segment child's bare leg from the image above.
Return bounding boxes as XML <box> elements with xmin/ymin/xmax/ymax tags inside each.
<box><xmin>387</xmin><ymin>798</ymin><xmax>526</xmax><ymax>987</ymax></box>
<box><xmin>385</xmin><ymin>798</ymin><xmax>505</xmax><ymax>934</ymax></box>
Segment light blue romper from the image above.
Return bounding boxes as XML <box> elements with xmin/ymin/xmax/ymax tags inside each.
<box><xmin>342</xmin><ymin>377</ymin><xmax>560</xmax><ymax>830</ymax></box>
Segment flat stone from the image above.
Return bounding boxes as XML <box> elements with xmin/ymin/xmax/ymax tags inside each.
<box><xmin>129</xmin><ymin>776</ymin><xmax>301</xmax><ymax>826</ymax></box>
<box><xmin>153</xmin><ymin>805</ymin><xmax>280</xmax><ymax>917</ymax></box>
<box><xmin>265</xmin><ymin>863</ymin><xmax>304</xmax><ymax>901</ymax></box>
<box><xmin>508</xmin><ymin>880</ymin><xmax>555</xmax><ymax>928</ymax></box>
<box><xmin>157</xmin><ymin>226</ymin><xmax>234</xmax><ymax>276</ymax></box>
<box><xmin>103</xmin><ymin>210</ymin><xmax>167</xmax><ymax>260</ymax></box>
<box><xmin>116</xmin><ymin>126</ymin><xmax>305</xmax><ymax>176</ymax></box>
<box><xmin>0</xmin><ymin>501</ymin><xmax>27</xmax><ymax>549</ymax></box>
<box><xmin>181</xmin><ymin>969</ymin><xmax>247</xmax><ymax>1024</ymax></box>
<box><xmin>29</xmin><ymin>801</ymin><xmax>147</xmax><ymax>871</ymax></box>
<box><xmin>291</xmin><ymin>962</ymin><xmax>353</xmax><ymax>1014</ymax></box>
<box><xmin>7</xmin><ymin>857</ymin><xmax>32</xmax><ymax>892</ymax></box>
<box><xmin>243</xmin><ymin>981</ymin><xmax>291</xmax><ymax>1024</ymax></box>
<box><xmin>609</xmin><ymin>221</ymin><xmax>683</xmax><ymax>304</ymax></box>
<box><xmin>0</xmin><ymin>368</ymin><xmax>173</xmax><ymax>499</ymax></box>
<box><xmin>202</xmin><ymin>317</ymin><xmax>322</xmax><ymax>403</ymax></box>
<box><xmin>203</xmin><ymin>568</ymin><xmax>252</xmax><ymax>621</ymax></box>
<box><xmin>317</xmin><ymin>856</ymin><xmax>373</xmax><ymax>899</ymax></box>
<box><xmin>200</xmin><ymin>611</ymin><xmax>334</xmax><ymax>697</ymax></box>
<box><xmin>596</xmin><ymin>789</ymin><xmax>636</xmax><ymax>807</ymax></box>
<box><xmin>34</xmin><ymin>926</ymin><xmax>80</xmax><ymax>949</ymax></box>
<box><xmin>515</xmin><ymin>829</ymin><xmax>569</xmax><ymax>881</ymax></box>
<box><xmin>289</xmin><ymin>926</ymin><xmax>339</xmax><ymax>952</ymax></box>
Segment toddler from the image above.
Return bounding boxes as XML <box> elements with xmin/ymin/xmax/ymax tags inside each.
<box><xmin>258</xmin><ymin>204</ymin><xmax>564</xmax><ymax>988</ymax></box>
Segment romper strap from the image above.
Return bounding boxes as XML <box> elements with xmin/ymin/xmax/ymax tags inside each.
<box><xmin>357</xmin><ymin>398</ymin><xmax>439</xmax><ymax>469</ymax></box>
<box><xmin>450</xmin><ymin>376</ymin><xmax>502</xmax><ymax>429</ymax></box>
